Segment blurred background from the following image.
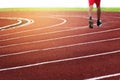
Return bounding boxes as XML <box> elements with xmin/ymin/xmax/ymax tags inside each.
<box><xmin>0</xmin><ymin>0</ymin><xmax>120</xmax><ymax>8</ymax></box>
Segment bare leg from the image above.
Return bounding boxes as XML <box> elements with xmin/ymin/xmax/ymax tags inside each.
<box><xmin>88</xmin><ymin>5</ymin><xmax>93</xmax><ymax>28</ymax></box>
<box><xmin>89</xmin><ymin>5</ymin><xmax>93</xmax><ymax>19</ymax></box>
<box><xmin>97</xmin><ymin>6</ymin><xmax>102</xmax><ymax>26</ymax></box>
<box><xmin>97</xmin><ymin>7</ymin><xmax>101</xmax><ymax>20</ymax></box>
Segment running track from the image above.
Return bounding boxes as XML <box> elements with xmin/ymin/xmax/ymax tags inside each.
<box><xmin>0</xmin><ymin>11</ymin><xmax>120</xmax><ymax>80</ymax></box>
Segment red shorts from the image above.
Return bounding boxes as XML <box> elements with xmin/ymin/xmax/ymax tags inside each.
<box><xmin>89</xmin><ymin>0</ymin><xmax>101</xmax><ymax>7</ymax></box>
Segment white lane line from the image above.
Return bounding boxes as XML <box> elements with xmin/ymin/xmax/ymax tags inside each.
<box><xmin>0</xmin><ymin>50</ymin><xmax>119</xmax><ymax>72</ymax></box>
<box><xmin>0</xmin><ymin>37</ymin><xmax>120</xmax><ymax>58</ymax></box>
<box><xmin>0</xmin><ymin>15</ymin><xmax>92</xmax><ymax>36</ymax></box>
<box><xmin>42</xmin><ymin>37</ymin><xmax>120</xmax><ymax>51</ymax></box>
<box><xmin>0</xmin><ymin>20</ymin><xmax>22</xmax><ymax>29</ymax></box>
<box><xmin>0</xmin><ymin>25</ymin><xmax>88</xmax><ymax>42</ymax></box>
<box><xmin>0</xmin><ymin>17</ymin><xmax>67</xmax><ymax>36</ymax></box>
<box><xmin>0</xmin><ymin>49</ymin><xmax>39</xmax><ymax>58</ymax></box>
<box><xmin>52</xmin><ymin>15</ymin><xmax>120</xmax><ymax>19</ymax></box>
<box><xmin>0</xmin><ymin>17</ymin><xmax>34</xmax><ymax>31</ymax></box>
<box><xmin>0</xmin><ymin>18</ymin><xmax>118</xmax><ymax>42</ymax></box>
<box><xmin>0</xmin><ymin>15</ymin><xmax>119</xmax><ymax>36</ymax></box>
<box><xmin>18</xmin><ymin>18</ymin><xmax>34</xmax><ymax>27</ymax></box>
<box><xmin>0</xmin><ymin>21</ymin><xmax>119</xmax><ymax>42</ymax></box>
<box><xmin>0</xmin><ymin>27</ymin><xmax>120</xmax><ymax>48</ymax></box>
<box><xmin>0</xmin><ymin>17</ymin><xmax>22</xmax><ymax>30</ymax></box>
<box><xmin>86</xmin><ymin>73</ymin><xmax>120</xmax><ymax>80</ymax></box>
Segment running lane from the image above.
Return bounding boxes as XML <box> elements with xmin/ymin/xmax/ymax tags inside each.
<box><xmin>0</xmin><ymin>11</ymin><xmax>120</xmax><ymax>80</ymax></box>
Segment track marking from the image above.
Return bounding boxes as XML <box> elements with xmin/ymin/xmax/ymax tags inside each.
<box><xmin>0</xmin><ymin>15</ymin><xmax>93</xmax><ymax>36</ymax></box>
<box><xmin>0</xmin><ymin>16</ymin><xmax>118</xmax><ymax>41</ymax></box>
<box><xmin>42</xmin><ymin>37</ymin><xmax>120</xmax><ymax>51</ymax></box>
<box><xmin>0</xmin><ymin>15</ymin><xmax>119</xmax><ymax>74</ymax></box>
<box><xmin>0</xmin><ymin>50</ymin><xmax>119</xmax><ymax>72</ymax></box>
<box><xmin>0</xmin><ymin>25</ymin><xmax>88</xmax><ymax>42</ymax></box>
<box><xmin>1</xmin><ymin>19</ymin><xmax>115</xmax><ymax>42</ymax></box>
<box><xmin>0</xmin><ymin>17</ymin><xmax>67</xmax><ymax>36</ymax></box>
<box><xmin>0</xmin><ymin>37</ymin><xmax>120</xmax><ymax>58</ymax></box>
<box><xmin>0</xmin><ymin>15</ymin><xmax>119</xmax><ymax>36</ymax></box>
<box><xmin>0</xmin><ymin>23</ymin><xmax>119</xmax><ymax>42</ymax></box>
<box><xmin>0</xmin><ymin>17</ymin><xmax>22</xmax><ymax>30</ymax></box>
<box><xmin>0</xmin><ymin>19</ymin><xmax>22</xmax><ymax>29</ymax></box>
<box><xmin>0</xmin><ymin>27</ymin><xmax>120</xmax><ymax>48</ymax></box>
<box><xmin>0</xmin><ymin>17</ymin><xmax>34</xmax><ymax>31</ymax></box>
<box><xmin>86</xmin><ymin>73</ymin><xmax>120</xmax><ymax>80</ymax></box>
<box><xmin>52</xmin><ymin>15</ymin><xmax>120</xmax><ymax>19</ymax></box>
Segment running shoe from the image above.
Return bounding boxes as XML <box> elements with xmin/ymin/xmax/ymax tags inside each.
<box><xmin>97</xmin><ymin>20</ymin><xmax>102</xmax><ymax>27</ymax></box>
<box><xmin>89</xmin><ymin>19</ymin><xmax>93</xmax><ymax>28</ymax></box>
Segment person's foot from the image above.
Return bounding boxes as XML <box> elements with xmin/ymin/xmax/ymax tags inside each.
<box><xmin>97</xmin><ymin>20</ymin><xmax>102</xmax><ymax>27</ymax></box>
<box><xmin>89</xmin><ymin>19</ymin><xmax>93</xmax><ymax>28</ymax></box>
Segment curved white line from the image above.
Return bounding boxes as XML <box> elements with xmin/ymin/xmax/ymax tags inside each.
<box><xmin>0</xmin><ymin>17</ymin><xmax>67</xmax><ymax>36</ymax></box>
<box><xmin>0</xmin><ymin>20</ymin><xmax>117</xmax><ymax>42</ymax></box>
<box><xmin>52</xmin><ymin>15</ymin><xmax>120</xmax><ymax>19</ymax></box>
<box><xmin>0</xmin><ymin>15</ymin><xmax>119</xmax><ymax>38</ymax></box>
<box><xmin>17</xmin><ymin>18</ymin><xmax>34</xmax><ymax>27</ymax></box>
<box><xmin>0</xmin><ymin>17</ymin><xmax>34</xmax><ymax>31</ymax></box>
<box><xmin>0</xmin><ymin>15</ymin><xmax>119</xmax><ymax>73</ymax></box>
<box><xmin>0</xmin><ymin>25</ymin><xmax>87</xmax><ymax>42</ymax></box>
<box><xmin>0</xmin><ymin>20</ymin><xmax>22</xmax><ymax>29</ymax></box>
<box><xmin>0</xmin><ymin>18</ymin><xmax>22</xmax><ymax>30</ymax></box>
<box><xmin>0</xmin><ymin>50</ymin><xmax>119</xmax><ymax>72</ymax></box>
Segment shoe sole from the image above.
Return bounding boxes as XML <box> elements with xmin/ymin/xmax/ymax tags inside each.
<box><xmin>97</xmin><ymin>23</ymin><xmax>102</xmax><ymax>27</ymax></box>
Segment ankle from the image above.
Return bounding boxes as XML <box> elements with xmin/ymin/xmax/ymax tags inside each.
<box><xmin>97</xmin><ymin>19</ymin><xmax>101</xmax><ymax>21</ymax></box>
<box><xmin>89</xmin><ymin>16</ymin><xmax>92</xmax><ymax>20</ymax></box>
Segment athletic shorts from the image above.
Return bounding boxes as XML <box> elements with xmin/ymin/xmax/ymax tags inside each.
<box><xmin>89</xmin><ymin>0</ymin><xmax>101</xmax><ymax>7</ymax></box>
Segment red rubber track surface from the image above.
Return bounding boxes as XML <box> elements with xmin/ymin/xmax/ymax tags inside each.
<box><xmin>0</xmin><ymin>19</ymin><xmax>18</xmax><ymax>27</ymax></box>
<box><xmin>0</xmin><ymin>11</ymin><xmax>120</xmax><ymax>80</ymax></box>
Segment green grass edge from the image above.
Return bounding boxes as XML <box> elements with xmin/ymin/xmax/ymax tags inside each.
<box><xmin>0</xmin><ymin>8</ymin><xmax>120</xmax><ymax>12</ymax></box>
